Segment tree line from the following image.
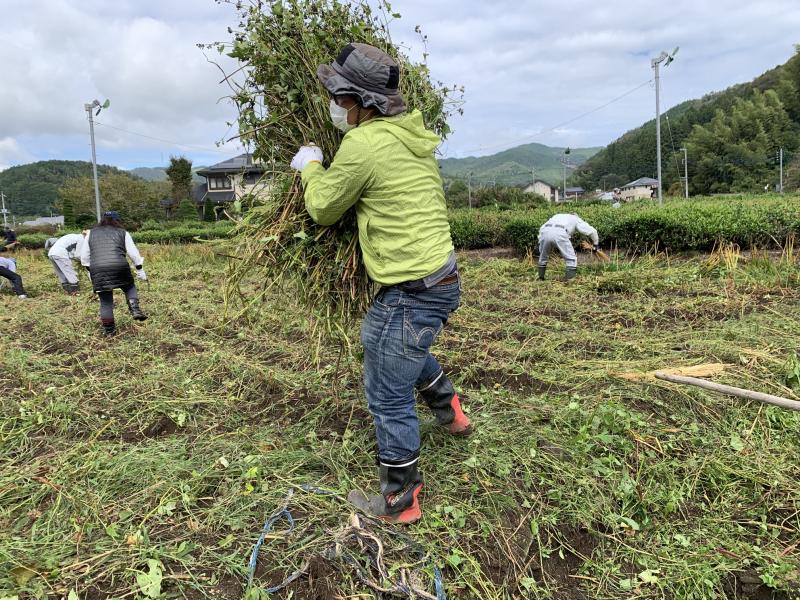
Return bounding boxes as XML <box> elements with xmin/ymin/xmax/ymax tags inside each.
<box><xmin>56</xmin><ymin>156</ymin><xmax>214</xmax><ymax>228</ymax></box>
<box><xmin>575</xmin><ymin>46</ymin><xmax>800</xmax><ymax>195</ymax></box>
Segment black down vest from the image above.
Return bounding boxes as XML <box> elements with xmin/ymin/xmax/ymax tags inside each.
<box><xmin>89</xmin><ymin>226</ymin><xmax>134</xmax><ymax>292</ymax></box>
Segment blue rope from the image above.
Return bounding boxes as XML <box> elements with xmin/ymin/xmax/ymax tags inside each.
<box><xmin>246</xmin><ymin>490</ymin><xmax>296</xmax><ymax>593</ymax></box>
<box><xmin>434</xmin><ymin>565</ymin><xmax>446</xmax><ymax>600</ymax></box>
<box><xmin>297</xmin><ymin>484</ymin><xmax>446</xmax><ymax>599</ymax></box>
<box><xmin>247</xmin><ymin>485</ymin><xmax>447</xmax><ymax>599</ymax></box>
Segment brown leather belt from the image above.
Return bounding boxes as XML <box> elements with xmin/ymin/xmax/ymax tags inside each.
<box><xmin>435</xmin><ymin>273</ymin><xmax>459</xmax><ymax>286</ymax></box>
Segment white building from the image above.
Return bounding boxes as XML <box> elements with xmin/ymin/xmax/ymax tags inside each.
<box><xmin>621</xmin><ymin>177</ymin><xmax>658</xmax><ymax>201</ymax></box>
<box><xmin>523</xmin><ymin>179</ymin><xmax>559</xmax><ymax>203</ymax></box>
<box><xmin>22</xmin><ymin>216</ymin><xmax>64</xmax><ymax>227</ymax></box>
<box><xmin>161</xmin><ymin>154</ymin><xmax>272</xmax><ymax>219</ymax></box>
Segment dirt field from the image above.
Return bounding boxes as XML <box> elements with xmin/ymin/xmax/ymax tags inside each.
<box><xmin>2</xmin><ymin>244</ymin><xmax>799</xmax><ymax>598</ymax></box>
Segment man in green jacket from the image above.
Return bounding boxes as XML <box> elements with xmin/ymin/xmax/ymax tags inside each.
<box><xmin>291</xmin><ymin>43</ymin><xmax>471</xmax><ymax>524</ymax></box>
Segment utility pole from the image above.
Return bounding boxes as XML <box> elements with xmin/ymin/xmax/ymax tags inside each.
<box><xmin>653</xmin><ymin>58</ymin><xmax>663</xmax><ymax>206</ymax></box>
<box><xmin>651</xmin><ymin>48</ymin><xmax>679</xmax><ymax>207</ymax></box>
<box><xmin>467</xmin><ymin>171</ymin><xmax>472</xmax><ymax>209</ymax></box>
<box><xmin>0</xmin><ymin>191</ymin><xmax>8</xmax><ymax>228</ymax></box>
<box><xmin>562</xmin><ymin>159</ymin><xmax>567</xmax><ymax>200</ymax></box>
<box><xmin>681</xmin><ymin>147</ymin><xmax>689</xmax><ymax>198</ymax></box>
<box><xmin>780</xmin><ymin>147</ymin><xmax>784</xmax><ymax>193</ymax></box>
<box><xmin>84</xmin><ymin>98</ymin><xmax>110</xmax><ymax>222</ymax></box>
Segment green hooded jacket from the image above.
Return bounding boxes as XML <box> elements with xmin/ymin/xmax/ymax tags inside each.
<box><xmin>301</xmin><ymin>110</ymin><xmax>454</xmax><ymax>286</ymax></box>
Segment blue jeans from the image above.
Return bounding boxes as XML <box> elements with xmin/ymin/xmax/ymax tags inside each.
<box><xmin>360</xmin><ymin>277</ymin><xmax>461</xmax><ymax>464</ymax></box>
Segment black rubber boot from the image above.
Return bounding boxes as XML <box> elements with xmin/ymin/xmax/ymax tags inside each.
<box><xmin>62</xmin><ymin>282</ymin><xmax>79</xmax><ymax>294</ymax></box>
<box><xmin>417</xmin><ymin>370</ymin><xmax>471</xmax><ymax>435</ymax></box>
<box><xmin>565</xmin><ymin>266</ymin><xmax>577</xmax><ymax>280</ymax></box>
<box><xmin>127</xmin><ymin>298</ymin><xmax>148</xmax><ymax>321</ymax></box>
<box><xmin>537</xmin><ymin>265</ymin><xmax>547</xmax><ymax>281</ymax></box>
<box><xmin>348</xmin><ymin>457</ymin><xmax>423</xmax><ymax>524</ymax></box>
<box><xmin>101</xmin><ymin>319</ymin><xmax>116</xmax><ymax>337</ymax></box>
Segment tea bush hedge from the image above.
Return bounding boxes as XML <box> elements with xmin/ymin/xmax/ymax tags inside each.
<box><xmin>450</xmin><ymin>195</ymin><xmax>800</xmax><ymax>252</ymax></box>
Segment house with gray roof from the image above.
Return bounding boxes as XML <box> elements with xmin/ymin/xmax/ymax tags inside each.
<box><xmin>621</xmin><ymin>177</ymin><xmax>658</xmax><ymax>201</ymax></box>
<box><xmin>163</xmin><ymin>153</ymin><xmax>271</xmax><ymax>219</ymax></box>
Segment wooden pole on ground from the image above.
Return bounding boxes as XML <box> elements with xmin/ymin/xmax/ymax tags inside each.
<box><xmin>654</xmin><ymin>372</ymin><xmax>800</xmax><ymax>411</ymax></box>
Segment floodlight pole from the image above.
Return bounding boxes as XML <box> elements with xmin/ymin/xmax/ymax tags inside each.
<box><xmin>85</xmin><ymin>101</ymin><xmax>102</xmax><ymax>222</ymax></box>
<box><xmin>681</xmin><ymin>147</ymin><xmax>689</xmax><ymax>198</ymax></box>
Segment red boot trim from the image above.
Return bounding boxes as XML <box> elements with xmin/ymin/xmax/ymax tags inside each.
<box><xmin>380</xmin><ymin>484</ymin><xmax>422</xmax><ymax>524</ymax></box>
<box><xmin>448</xmin><ymin>394</ymin><xmax>472</xmax><ymax>435</ymax></box>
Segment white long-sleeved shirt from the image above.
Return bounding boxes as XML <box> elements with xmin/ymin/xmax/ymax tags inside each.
<box><xmin>0</xmin><ymin>256</ymin><xmax>16</xmax><ymax>272</ymax></box>
<box><xmin>80</xmin><ymin>230</ymin><xmax>143</xmax><ymax>268</ymax></box>
<box><xmin>540</xmin><ymin>213</ymin><xmax>599</xmax><ymax>245</ymax></box>
<box><xmin>47</xmin><ymin>234</ymin><xmax>84</xmax><ymax>260</ymax></box>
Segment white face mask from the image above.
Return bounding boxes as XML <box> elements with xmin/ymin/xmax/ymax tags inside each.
<box><xmin>329</xmin><ymin>99</ymin><xmax>355</xmax><ymax>132</ymax></box>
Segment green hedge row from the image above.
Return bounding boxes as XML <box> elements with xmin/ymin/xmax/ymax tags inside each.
<box><xmin>15</xmin><ymin>196</ymin><xmax>800</xmax><ymax>254</ymax></box>
<box><xmin>17</xmin><ymin>223</ymin><xmax>233</xmax><ymax>249</ymax></box>
<box><xmin>449</xmin><ymin>195</ymin><xmax>800</xmax><ymax>252</ymax></box>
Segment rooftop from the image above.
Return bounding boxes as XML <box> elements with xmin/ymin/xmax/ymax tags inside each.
<box><xmin>623</xmin><ymin>177</ymin><xmax>659</xmax><ymax>188</ymax></box>
<box><xmin>196</xmin><ymin>154</ymin><xmax>264</xmax><ymax>176</ymax></box>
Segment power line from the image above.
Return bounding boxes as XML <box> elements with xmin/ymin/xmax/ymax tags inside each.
<box><xmin>664</xmin><ymin>115</ymin><xmax>683</xmax><ymax>180</ymax></box>
<box><xmin>453</xmin><ymin>79</ymin><xmax>654</xmax><ymax>156</ymax></box>
<box><xmin>94</xmin><ymin>121</ymin><xmax>235</xmax><ymax>155</ymax></box>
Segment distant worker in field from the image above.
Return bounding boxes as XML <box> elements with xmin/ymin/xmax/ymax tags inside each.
<box><xmin>290</xmin><ymin>43</ymin><xmax>470</xmax><ymax>524</ymax></box>
<box><xmin>0</xmin><ymin>254</ymin><xmax>28</xmax><ymax>298</ymax></box>
<box><xmin>2</xmin><ymin>227</ymin><xmax>19</xmax><ymax>252</ymax></box>
<box><xmin>537</xmin><ymin>213</ymin><xmax>600</xmax><ymax>281</ymax></box>
<box><xmin>48</xmin><ymin>231</ymin><xmax>87</xmax><ymax>294</ymax></box>
<box><xmin>612</xmin><ymin>187</ymin><xmax>622</xmax><ymax>208</ymax></box>
<box><xmin>80</xmin><ymin>211</ymin><xmax>148</xmax><ymax>336</ymax></box>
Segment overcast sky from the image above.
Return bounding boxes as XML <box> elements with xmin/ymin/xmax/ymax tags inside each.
<box><xmin>2</xmin><ymin>0</ymin><xmax>799</xmax><ymax>172</ymax></box>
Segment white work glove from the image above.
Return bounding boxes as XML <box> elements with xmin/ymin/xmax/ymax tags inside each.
<box><xmin>136</xmin><ymin>268</ymin><xmax>147</xmax><ymax>281</ymax></box>
<box><xmin>290</xmin><ymin>146</ymin><xmax>323</xmax><ymax>171</ymax></box>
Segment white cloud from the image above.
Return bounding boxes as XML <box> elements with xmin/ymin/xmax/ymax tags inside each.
<box><xmin>0</xmin><ymin>0</ymin><xmax>242</xmax><ymax>165</ymax></box>
<box><xmin>0</xmin><ymin>138</ymin><xmax>35</xmax><ymax>172</ymax></box>
<box><xmin>2</xmin><ymin>0</ymin><xmax>799</xmax><ymax>165</ymax></box>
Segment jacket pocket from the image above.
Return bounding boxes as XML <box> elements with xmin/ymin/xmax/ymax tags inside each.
<box><xmin>359</xmin><ymin>217</ymin><xmax>384</xmax><ymax>264</ymax></box>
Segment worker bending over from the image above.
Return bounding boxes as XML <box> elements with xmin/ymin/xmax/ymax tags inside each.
<box><xmin>80</xmin><ymin>211</ymin><xmax>148</xmax><ymax>336</ymax></box>
<box><xmin>538</xmin><ymin>213</ymin><xmax>600</xmax><ymax>281</ymax></box>
<box><xmin>0</xmin><ymin>254</ymin><xmax>27</xmax><ymax>298</ymax></box>
<box><xmin>48</xmin><ymin>231</ymin><xmax>87</xmax><ymax>293</ymax></box>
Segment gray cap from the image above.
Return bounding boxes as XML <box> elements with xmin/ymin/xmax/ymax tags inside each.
<box><xmin>317</xmin><ymin>43</ymin><xmax>406</xmax><ymax>117</ymax></box>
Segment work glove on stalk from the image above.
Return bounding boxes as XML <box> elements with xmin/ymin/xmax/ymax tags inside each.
<box><xmin>592</xmin><ymin>244</ymin><xmax>600</xmax><ymax>253</ymax></box>
<box><xmin>290</xmin><ymin>146</ymin><xmax>323</xmax><ymax>172</ymax></box>
<box><xmin>136</xmin><ymin>268</ymin><xmax>147</xmax><ymax>281</ymax></box>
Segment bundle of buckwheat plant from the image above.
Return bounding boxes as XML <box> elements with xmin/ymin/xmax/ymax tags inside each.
<box><xmin>213</xmin><ymin>0</ymin><xmax>462</xmax><ymax>344</ymax></box>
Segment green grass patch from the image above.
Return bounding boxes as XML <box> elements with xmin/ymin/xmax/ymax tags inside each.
<box><xmin>1</xmin><ymin>244</ymin><xmax>800</xmax><ymax>598</ymax></box>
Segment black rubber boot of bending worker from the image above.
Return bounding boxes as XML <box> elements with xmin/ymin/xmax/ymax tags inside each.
<box><xmin>101</xmin><ymin>319</ymin><xmax>116</xmax><ymax>337</ymax></box>
<box><xmin>537</xmin><ymin>265</ymin><xmax>547</xmax><ymax>281</ymax></box>
<box><xmin>565</xmin><ymin>266</ymin><xmax>577</xmax><ymax>280</ymax></box>
<box><xmin>62</xmin><ymin>282</ymin><xmax>79</xmax><ymax>294</ymax></box>
<box><xmin>127</xmin><ymin>298</ymin><xmax>148</xmax><ymax>321</ymax></box>
<box><xmin>348</xmin><ymin>458</ymin><xmax>423</xmax><ymax>524</ymax></box>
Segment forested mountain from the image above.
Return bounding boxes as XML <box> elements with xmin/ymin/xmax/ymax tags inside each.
<box><xmin>0</xmin><ymin>160</ymin><xmax>127</xmax><ymax>217</ymax></box>
<box><xmin>439</xmin><ymin>143</ymin><xmax>601</xmax><ymax>187</ymax></box>
<box><xmin>575</xmin><ymin>47</ymin><xmax>800</xmax><ymax>194</ymax></box>
<box><xmin>129</xmin><ymin>166</ymin><xmax>205</xmax><ymax>184</ymax></box>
